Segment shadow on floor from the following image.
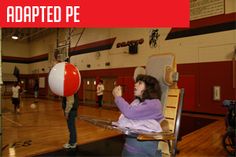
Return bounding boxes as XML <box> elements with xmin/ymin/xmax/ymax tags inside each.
<box><xmin>178</xmin><ymin>115</ymin><xmax>217</xmax><ymax>138</ymax></box>
<box><xmin>35</xmin><ymin>115</ymin><xmax>217</xmax><ymax>157</ymax></box>
<box><xmin>36</xmin><ymin>135</ymin><xmax>125</xmax><ymax>157</ymax></box>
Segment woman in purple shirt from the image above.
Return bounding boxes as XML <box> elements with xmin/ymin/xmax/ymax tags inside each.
<box><xmin>113</xmin><ymin>74</ymin><xmax>164</xmax><ymax>157</ymax></box>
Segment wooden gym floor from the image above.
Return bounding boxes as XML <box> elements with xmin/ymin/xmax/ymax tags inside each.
<box><xmin>1</xmin><ymin>98</ymin><xmax>228</xmax><ymax>157</ymax></box>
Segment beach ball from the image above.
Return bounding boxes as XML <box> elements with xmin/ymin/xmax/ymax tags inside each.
<box><xmin>48</xmin><ymin>62</ymin><xmax>81</xmax><ymax>96</ymax></box>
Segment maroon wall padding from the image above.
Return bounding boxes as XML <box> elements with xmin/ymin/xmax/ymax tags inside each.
<box><xmin>78</xmin><ymin>61</ymin><xmax>235</xmax><ymax>114</ymax></box>
<box><xmin>178</xmin><ymin>61</ymin><xmax>234</xmax><ymax>115</ymax></box>
<box><xmin>20</xmin><ymin>73</ymin><xmax>49</xmax><ymax>96</ymax></box>
<box><xmin>80</xmin><ymin>67</ymin><xmax>136</xmax><ymax>103</ymax></box>
<box><xmin>80</xmin><ymin>67</ymin><xmax>136</xmax><ymax>78</ymax></box>
<box><xmin>197</xmin><ymin>61</ymin><xmax>233</xmax><ymax>114</ymax></box>
<box><xmin>19</xmin><ymin>61</ymin><xmax>234</xmax><ymax>115</ymax></box>
<box><xmin>116</xmin><ymin>76</ymin><xmax>135</xmax><ymax>103</ymax></box>
<box><xmin>177</xmin><ymin>63</ymin><xmax>200</xmax><ymax>112</ymax></box>
<box><xmin>178</xmin><ymin>75</ymin><xmax>196</xmax><ymax>112</ymax></box>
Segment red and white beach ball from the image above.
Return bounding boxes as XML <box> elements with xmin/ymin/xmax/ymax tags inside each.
<box><xmin>48</xmin><ymin>62</ymin><xmax>81</xmax><ymax>96</ymax></box>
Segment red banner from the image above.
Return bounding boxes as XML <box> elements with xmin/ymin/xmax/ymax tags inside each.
<box><xmin>0</xmin><ymin>0</ymin><xmax>189</xmax><ymax>28</ymax></box>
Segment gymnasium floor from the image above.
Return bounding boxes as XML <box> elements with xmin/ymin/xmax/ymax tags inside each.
<box><xmin>1</xmin><ymin>98</ymin><xmax>228</xmax><ymax>157</ymax></box>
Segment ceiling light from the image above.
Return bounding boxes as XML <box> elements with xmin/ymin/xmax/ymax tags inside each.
<box><xmin>12</xmin><ymin>34</ymin><xmax>19</xmax><ymax>40</ymax></box>
<box><xmin>12</xmin><ymin>29</ymin><xmax>20</xmax><ymax>40</ymax></box>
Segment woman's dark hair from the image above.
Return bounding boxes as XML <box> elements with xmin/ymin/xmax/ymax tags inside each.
<box><xmin>135</xmin><ymin>74</ymin><xmax>162</xmax><ymax>101</ymax></box>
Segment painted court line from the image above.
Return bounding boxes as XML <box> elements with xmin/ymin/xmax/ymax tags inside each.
<box><xmin>2</xmin><ymin>116</ymin><xmax>23</xmax><ymax>127</ymax></box>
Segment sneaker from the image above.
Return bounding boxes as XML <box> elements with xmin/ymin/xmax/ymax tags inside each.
<box><xmin>63</xmin><ymin>143</ymin><xmax>77</xmax><ymax>149</ymax></box>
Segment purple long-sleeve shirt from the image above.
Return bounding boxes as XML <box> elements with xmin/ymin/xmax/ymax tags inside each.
<box><xmin>114</xmin><ymin>96</ymin><xmax>164</xmax><ymax>121</ymax></box>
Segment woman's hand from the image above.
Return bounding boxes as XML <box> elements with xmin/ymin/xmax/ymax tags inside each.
<box><xmin>112</xmin><ymin>86</ymin><xmax>122</xmax><ymax>97</ymax></box>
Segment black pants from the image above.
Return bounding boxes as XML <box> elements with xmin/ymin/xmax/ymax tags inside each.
<box><xmin>97</xmin><ymin>95</ymin><xmax>103</xmax><ymax>107</ymax></box>
<box><xmin>67</xmin><ymin>111</ymin><xmax>77</xmax><ymax>144</ymax></box>
<box><xmin>12</xmin><ymin>98</ymin><xmax>20</xmax><ymax>112</ymax></box>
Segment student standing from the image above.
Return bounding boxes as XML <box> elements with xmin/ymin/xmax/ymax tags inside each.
<box><xmin>62</xmin><ymin>92</ymin><xmax>79</xmax><ymax>149</ymax></box>
<box><xmin>34</xmin><ymin>79</ymin><xmax>39</xmax><ymax>102</ymax></box>
<box><xmin>12</xmin><ymin>82</ymin><xmax>21</xmax><ymax>113</ymax></box>
<box><xmin>96</xmin><ymin>80</ymin><xmax>105</xmax><ymax>107</ymax></box>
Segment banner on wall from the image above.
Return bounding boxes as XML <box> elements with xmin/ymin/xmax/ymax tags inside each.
<box><xmin>0</xmin><ymin>0</ymin><xmax>189</xmax><ymax>28</ymax></box>
<box><xmin>190</xmin><ymin>0</ymin><xmax>224</xmax><ymax>21</ymax></box>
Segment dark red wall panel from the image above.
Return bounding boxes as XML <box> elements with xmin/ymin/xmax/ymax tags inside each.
<box><xmin>178</xmin><ymin>75</ymin><xmax>196</xmax><ymax>112</ymax></box>
<box><xmin>197</xmin><ymin>61</ymin><xmax>233</xmax><ymax>114</ymax></box>
<box><xmin>177</xmin><ymin>63</ymin><xmax>200</xmax><ymax>112</ymax></box>
<box><xmin>20</xmin><ymin>61</ymin><xmax>233</xmax><ymax>115</ymax></box>
<box><xmin>177</xmin><ymin>61</ymin><xmax>234</xmax><ymax>115</ymax></box>
<box><xmin>80</xmin><ymin>67</ymin><xmax>135</xmax><ymax>78</ymax></box>
<box><xmin>79</xmin><ymin>61</ymin><xmax>234</xmax><ymax>115</ymax></box>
